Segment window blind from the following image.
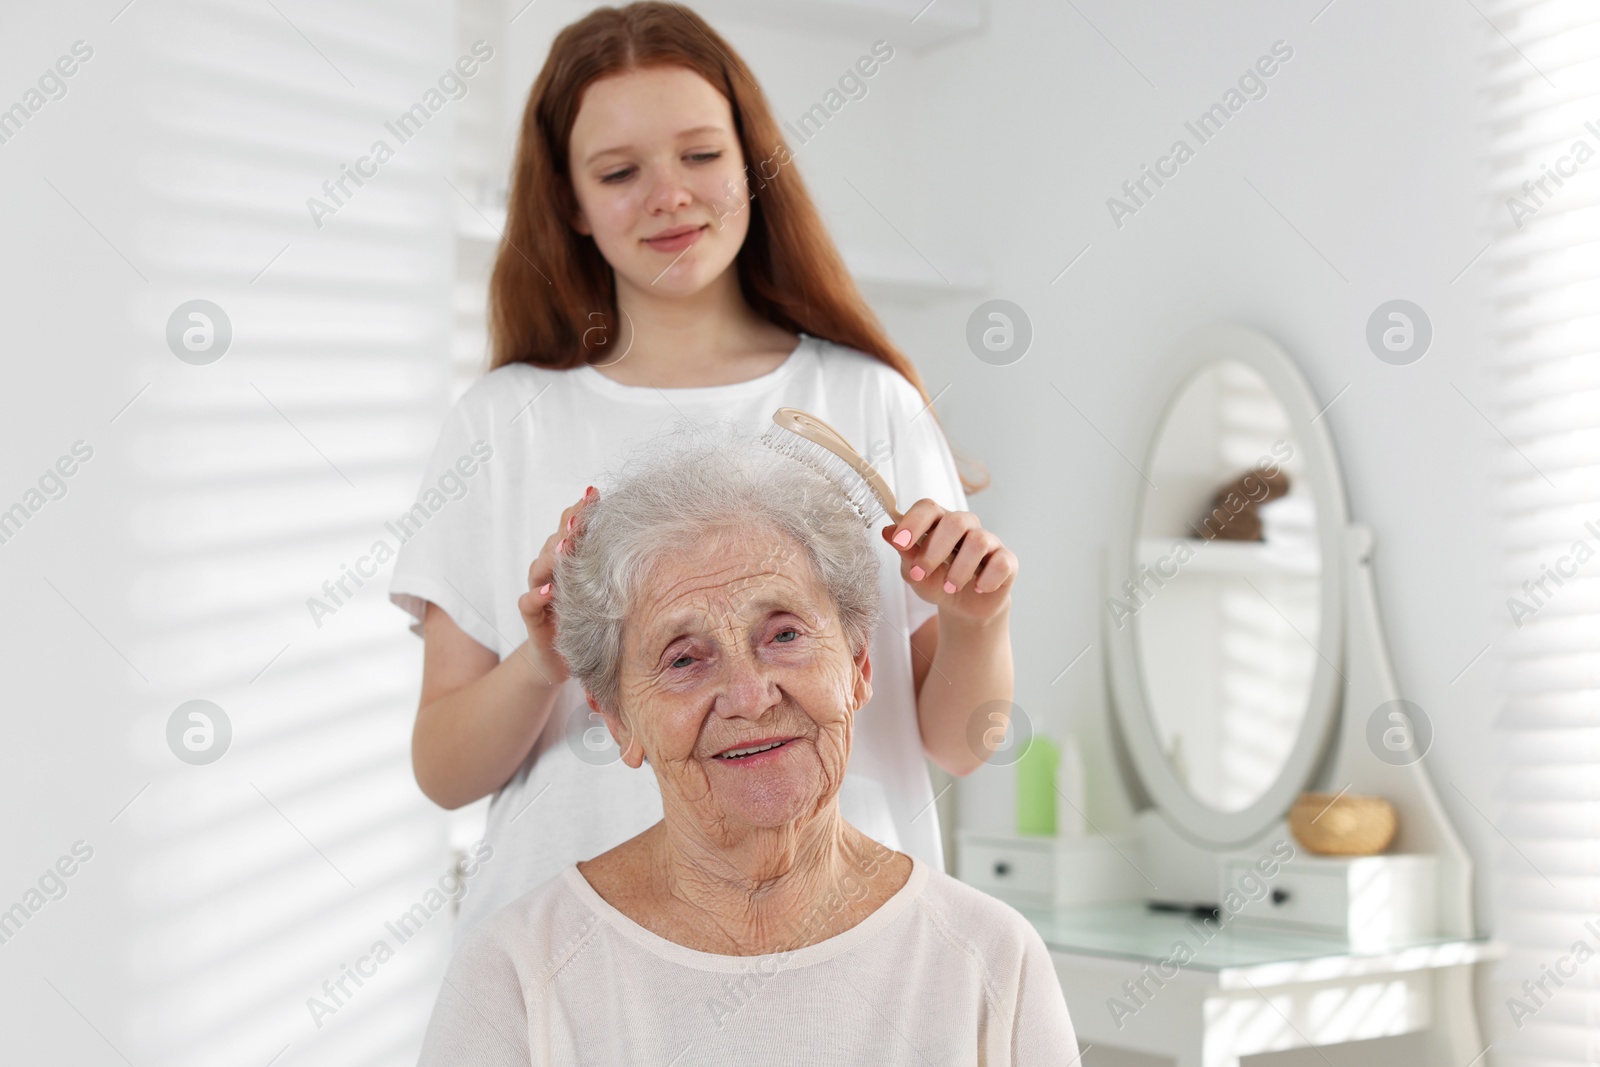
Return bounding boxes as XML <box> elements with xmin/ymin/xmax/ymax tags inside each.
<box><xmin>1487</xmin><ymin>2</ymin><xmax>1600</xmax><ymax>1062</ymax></box>
<box><xmin>113</xmin><ymin>2</ymin><xmax>466</xmax><ymax>1063</ymax></box>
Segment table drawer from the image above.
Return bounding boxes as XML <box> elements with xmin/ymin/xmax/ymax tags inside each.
<box><xmin>1225</xmin><ymin>862</ymin><xmax>1348</xmax><ymax>930</ymax></box>
<box><xmin>1222</xmin><ymin>854</ymin><xmax>1437</xmax><ymax>948</ymax></box>
<box><xmin>959</xmin><ymin>834</ymin><xmax>1055</xmax><ymax>905</ymax></box>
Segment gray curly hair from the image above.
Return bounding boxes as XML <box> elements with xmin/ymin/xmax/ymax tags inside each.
<box><xmin>552</xmin><ymin>421</ymin><xmax>882</xmax><ymax>717</ymax></box>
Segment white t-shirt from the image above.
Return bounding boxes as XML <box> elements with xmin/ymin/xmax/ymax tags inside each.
<box><xmin>389</xmin><ymin>333</ymin><xmax>969</xmax><ymax>943</ymax></box>
<box><xmin>416</xmin><ymin>854</ymin><xmax>1079</xmax><ymax>1065</ymax></box>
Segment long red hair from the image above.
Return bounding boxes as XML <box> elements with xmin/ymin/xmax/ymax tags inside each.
<box><xmin>486</xmin><ymin>1</ymin><xmax>987</xmax><ymax>494</ymax></box>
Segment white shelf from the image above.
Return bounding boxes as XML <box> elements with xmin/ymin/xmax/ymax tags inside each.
<box><xmin>1137</xmin><ymin>536</ymin><xmax>1321</xmax><ymax>577</ymax></box>
<box><xmin>841</xmin><ymin>242</ymin><xmax>991</xmax><ymax>301</ymax></box>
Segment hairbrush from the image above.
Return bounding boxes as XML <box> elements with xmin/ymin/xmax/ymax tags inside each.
<box><xmin>758</xmin><ymin>407</ymin><xmax>902</xmax><ymax>528</ymax></box>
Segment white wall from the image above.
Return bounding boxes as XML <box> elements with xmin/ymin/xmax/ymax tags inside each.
<box><xmin>869</xmin><ymin>0</ymin><xmax>1504</xmax><ymax>1044</ymax></box>
<box><xmin>865</xmin><ymin>0</ymin><xmax>1499</xmax><ymax>906</ymax></box>
<box><xmin>903</xmin><ymin>5</ymin><xmax>1501</xmax><ymax>1051</ymax></box>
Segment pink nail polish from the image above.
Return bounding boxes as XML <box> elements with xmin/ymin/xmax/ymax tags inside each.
<box><xmin>910</xmin><ymin>565</ymin><xmax>926</xmax><ymax>581</ymax></box>
<box><xmin>893</xmin><ymin>529</ymin><xmax>913</xmax><ymax>548</ymax></box>
<box><xmin>944</xmin><ymin>580</ymin><xmax>958</xmax><ymax>594</ymax></box>
<box><xmin>538</xmin><ymin>583</ymin><xmax>551</xmax><ymax>596</ymax></box>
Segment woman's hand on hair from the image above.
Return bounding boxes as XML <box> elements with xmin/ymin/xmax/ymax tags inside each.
<box><xmin>517</xmin><ymin>486</ymin><xmax>599</xmax><ymax>684</ymax></box>
<box><xmin>883</xmin><ymin>499</ymin><xmax>1016</xmax><ymax>623</ymax></box>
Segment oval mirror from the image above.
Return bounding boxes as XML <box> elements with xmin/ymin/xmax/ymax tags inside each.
<box><xmin>1106</xmin><ymin>325</ymin><xmax>1348</xmax><ymax>847</ymax></box>
<box><xmin>1136</xmin><ymin>360</ymin><xmax>1318</xmax><ymax>812</ymax></box>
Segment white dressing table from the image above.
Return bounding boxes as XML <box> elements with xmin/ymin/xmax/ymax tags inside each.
<box><xmin>1020</xmin><ymin>899</ymin><xmax>1501</xmax><ymax>1067</ymax></box>
<box><xmin>960</xmin><ymin>325</ymin><xmax>1500</xmax><ymax>1067</ymax></box>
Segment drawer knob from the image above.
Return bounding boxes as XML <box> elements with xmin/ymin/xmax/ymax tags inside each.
<box><xmin>993</xmin><ymin>860</ymin><xmax>1011</xmax><ymax>878</ymax></box>
<box><xmin>1271</xmin><ymin>888</ymin><xmax>1290</xmax><ymax>906</ymax></box>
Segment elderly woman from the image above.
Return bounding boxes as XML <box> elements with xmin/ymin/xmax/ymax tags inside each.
<box><xmin>416</xmin><ymin>427</ymin><xmax>1077</xmax><ymax>1065</ymax></box>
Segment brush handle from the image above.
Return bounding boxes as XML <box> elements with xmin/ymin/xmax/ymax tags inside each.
<box><xmin>771</xmin><ymin>407</ymin><xmax>903</xmax><ymax>524</ymax></box>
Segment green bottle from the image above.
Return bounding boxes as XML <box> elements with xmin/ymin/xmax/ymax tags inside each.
<box><xmin>1015</xmin><ymin>734</ymin><xmax>1059</xmax><ymax>836</ymax></box>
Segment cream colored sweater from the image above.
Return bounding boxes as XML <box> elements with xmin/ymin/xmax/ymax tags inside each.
<box><xmin>417</xmin><ymin>854</ymin><xmax>1078</xmax><ymax>1065</ymax></box>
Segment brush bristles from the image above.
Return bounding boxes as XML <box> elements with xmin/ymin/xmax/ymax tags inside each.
<box><xmin>758</xmin><ymin>426</ymin><xmax>888</xmax><ymax>529</ymax></box>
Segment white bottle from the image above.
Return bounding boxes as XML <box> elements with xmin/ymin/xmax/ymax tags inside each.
<box><xmin>1056</xmin><ymin>732</ymin><xmax>1087</xmax><ymax>838</ymax></box>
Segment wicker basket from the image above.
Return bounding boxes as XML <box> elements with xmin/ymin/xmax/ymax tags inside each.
<box><xmin>1289</xmin><ymin>792</ymin><xmax>1397</xmax><ymax>856</ymax></box>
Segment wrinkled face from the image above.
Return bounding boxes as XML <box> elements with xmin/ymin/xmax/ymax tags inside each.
<box><xmin>597</xmin><ymin>529</ymin><xmax>870</xmax><ymax>839</ymax></box>
<box><xmin>566</xmin><ymin>65</ymin><xmax>751</xmax><ymax>302</ymax></box>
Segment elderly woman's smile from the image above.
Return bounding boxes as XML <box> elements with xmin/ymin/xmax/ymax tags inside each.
<box><xmin>613</xmin><ymin>530</ymin><xmax>868</xmax><ymax>832</ymax></box>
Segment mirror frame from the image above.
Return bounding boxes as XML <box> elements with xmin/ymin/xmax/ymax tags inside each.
<box><xmin>1106</xmin><ymin>323</ymin><xmax>1350</xmax><ymax>848</ymax></box>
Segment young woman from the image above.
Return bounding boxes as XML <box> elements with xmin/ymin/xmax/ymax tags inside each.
<box><xmin>389</xmin><ymin>1</ymin><xmax>1019</xmax><ymax>944</ymax></box>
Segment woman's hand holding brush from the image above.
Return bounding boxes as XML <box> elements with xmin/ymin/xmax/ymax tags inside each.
<box><xmin>883</xmin><ymin>499</ymin><xmax>1017</xmax><ymax>624</ymax></box>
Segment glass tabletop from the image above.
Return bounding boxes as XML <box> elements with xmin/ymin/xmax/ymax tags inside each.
<box><xmin>1013</xmin><ymin>900</ymin><xmax>1486</xmax><ymax>970</ymax></box>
